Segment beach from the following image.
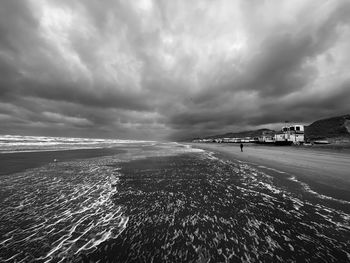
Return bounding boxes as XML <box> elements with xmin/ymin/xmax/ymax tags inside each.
<box><xmin>190</xmin><ymin>143</ymin><xmax>350</xmax><ymax>203</ymax></box>
<box><xmin>1</xmin><ymin>139</ymin><xmax>350</xmax><ymax>262</ymax></box>
<box><xmin>2</xmin><ymin>0</ymin><xmax>350</xmax><ymax>261</ymax></box>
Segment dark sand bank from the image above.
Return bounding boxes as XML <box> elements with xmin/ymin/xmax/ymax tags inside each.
<box><xmin>0</xmin><ymin>147</ymin><xmax>125</xmax><ymax>176</ymax></box>
<box><xmin>190</xmin><ymin>143</ymin><xmax>350</xmax><ymax>202</ymax></box>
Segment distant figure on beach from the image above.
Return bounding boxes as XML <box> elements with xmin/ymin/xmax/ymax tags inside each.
<box><xmin>240</xmin><ymin>143</ymin><xmax>243</xmax><ymax>152</ymax></box>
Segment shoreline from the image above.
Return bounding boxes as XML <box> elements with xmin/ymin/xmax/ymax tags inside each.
<box><xmin>189</xmin><ymin>143</ymin><xmax>350</xmax><ymax>202</ymax></box>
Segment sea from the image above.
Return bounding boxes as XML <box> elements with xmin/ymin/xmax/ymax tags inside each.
<box><xmin>0</xmin><ymin>135</ymin><xmax>349</xmax><ymax>262</ymax></box>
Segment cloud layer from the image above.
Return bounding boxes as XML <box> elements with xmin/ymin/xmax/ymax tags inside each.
<box><xmin>1</xmin><ymin>0</ymin><xmax>350</xmax><ymax>140</ymax></box>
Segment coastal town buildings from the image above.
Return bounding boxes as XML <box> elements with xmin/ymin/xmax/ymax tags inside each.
<box><xmin>193</xmin><ymin>124</ymin><xmax>305</xmax><ymax>145</ymax></box>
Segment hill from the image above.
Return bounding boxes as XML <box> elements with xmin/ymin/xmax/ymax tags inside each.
<box><xmin>305</xmin><ymin>114</ymin><xmax>350</xmax><ymax>142</ymax></box>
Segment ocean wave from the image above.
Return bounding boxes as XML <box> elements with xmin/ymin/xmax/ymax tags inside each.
<box><xmin>0</xmin><ymin>135</ymin><xmax>155</xmax><ymax>153</ymax></box>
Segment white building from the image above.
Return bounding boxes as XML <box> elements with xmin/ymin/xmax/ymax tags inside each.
<box><xmin>275</xmin><ymin>125</ymin><xmax>305</xmax><ymax>145</ymax></box>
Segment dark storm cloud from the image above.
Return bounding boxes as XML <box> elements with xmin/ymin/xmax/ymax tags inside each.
<box><xmin>1</xmin><ymin>0</ymin><xmax>350</xmax><ymax>140</ymax></box>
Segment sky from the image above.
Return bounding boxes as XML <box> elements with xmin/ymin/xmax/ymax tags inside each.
<box><xmin>1</xmin><ymin>0</ymin><xmax>350</xmax><ymax>140</ymax></box>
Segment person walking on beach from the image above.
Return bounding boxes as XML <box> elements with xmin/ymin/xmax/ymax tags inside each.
<box><xmin>240</xmin><ymin>143</ymin><xmax>243</xmax><ymax>152</ymax></box>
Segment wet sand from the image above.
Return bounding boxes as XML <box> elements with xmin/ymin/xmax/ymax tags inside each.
<box><xmin>0</xmin><ymin>148</ymin><xmax>126</xmax><ymax>176</ymax></box>
<box><xmin>85</xmin><ymin>153</ymin><xmax>350</xmax><ymax>262</ymax></box>
<box><xmin>190</xmin><ymin>143</ymin><xmax>350</xmax><ymax>202</ymax></box>
<box><xmin>2</xmin><ymin>143</ymin><xmax>350</xmax><ymax>262</ymax></box>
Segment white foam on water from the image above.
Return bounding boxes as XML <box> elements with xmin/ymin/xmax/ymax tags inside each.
<box><xmin>257</xmin><ymin>165</ymin><xmax>286</xmax><ymax>174</ymax></box>
<box><xmin>0</xmin><ymin>157</ymin><xmax>128</xmax><ymax>262</ymax></box>
<box><xmin>288</xmin><ymin>176</ymin><xmax>350</xmax><ymax>205</ymax></box>
<box><xmin>0</xmin><ymin>134</ymin><xmax>155</xmax><ymax>153</ymax></box>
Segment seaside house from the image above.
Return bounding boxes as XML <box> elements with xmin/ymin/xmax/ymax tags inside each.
<box><xmin>275</xmin><ymin>125</ymin><xmax>305</xmax><ymax>145</ymax></box>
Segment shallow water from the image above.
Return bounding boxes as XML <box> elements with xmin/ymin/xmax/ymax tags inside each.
<box><xmin>0</xmin><ymin>143</ymin><xmax>349</xmax><ymax>262</ymax></box>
